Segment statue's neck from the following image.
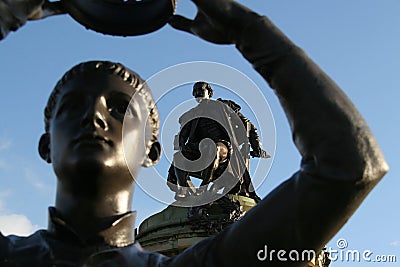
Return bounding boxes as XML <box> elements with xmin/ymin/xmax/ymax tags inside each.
<box><xmin>54</xmin><ymin>182</ymin><xmax>133</xmax><ymax>236</ymax></box>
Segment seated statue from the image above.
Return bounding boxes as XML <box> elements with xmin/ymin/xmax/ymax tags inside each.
<box><xmin>167</xmin><ymin>81</ymin><xmax>269</xmax><ymax>201</ymax></box>
<box><xmin>0</xmin><ymin>0</ymin><xmax>388</xmax><ymax>266</ymax></box>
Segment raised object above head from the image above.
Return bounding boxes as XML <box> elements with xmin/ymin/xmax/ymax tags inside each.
<box><xmin>61</xmin><ymin>0</ymin><xmax>177</xmax><ymax>36</ymax></box>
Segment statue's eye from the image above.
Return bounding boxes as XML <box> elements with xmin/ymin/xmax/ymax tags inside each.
<box><xmin>55</xmin><ymin>93</ymin><xmax>85</xmax><ymax>118</ymax></box>
<box><xmin>114</xmin><ymin>102</ymin><xmax>128</xmax><ymax>115</ymax></box>
<box><xmin>108</xmin><ymin>97</ymin><xmax>136</xmax><ymax>119</ymax></box>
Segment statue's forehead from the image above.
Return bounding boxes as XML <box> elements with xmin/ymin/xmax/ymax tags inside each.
<box><xmin>58</xmin><ymin>72</ymin><xmax>137</xmax><ymax>94</ymax></box>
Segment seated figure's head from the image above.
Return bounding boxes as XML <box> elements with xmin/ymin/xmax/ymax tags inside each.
<box><xmin>192</xmin><ymin>81</ymin><xmax>213</xmax><ymax>102</ymax></box>
<box><xmin>38</xmin><ymin>61</ymin><xmax>161</xmax><ymax>192</ymax></box>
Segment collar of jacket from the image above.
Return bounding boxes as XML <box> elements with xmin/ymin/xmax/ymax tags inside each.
<box><xmin>47</xmin><ymin>207</ymin><xmax>136</xmax><ymax>247</ymax></box>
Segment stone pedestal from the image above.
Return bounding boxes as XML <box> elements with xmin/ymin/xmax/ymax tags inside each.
<box><xmin>136</xmin><ymin>194</ymin><xmax>330</xmax><ymax>266</ymax></box>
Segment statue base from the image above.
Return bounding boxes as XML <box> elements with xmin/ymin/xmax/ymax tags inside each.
<box><xmin>136</xmin><ymin>194</ymin><xmax>330</xmax><ymax>266</ymax></box>
<box><xmin>136</xmin><ymin>194</ymin><xmax>256</xmax><ymax>256</ymax></box>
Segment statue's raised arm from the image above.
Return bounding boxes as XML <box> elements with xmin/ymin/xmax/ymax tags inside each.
<box><xmin>169</xmin><ymin>0</ymin><xmax>389</xmax><ymax>266</ymax></box>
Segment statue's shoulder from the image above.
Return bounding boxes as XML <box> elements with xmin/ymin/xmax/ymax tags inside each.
<box><xmin>0</xmin><ymin>229</ymin><xmax>48</xmax><ymax>257</ymax></box>
<box><xmin>217</xmin><ymin>98</ymin><xmax>241</xmax><ymax>112</ymax></box>
<box><xmin>179</xmin><ymin>107</ymin><xmax>197</xmax><ymax>125</ymax></box>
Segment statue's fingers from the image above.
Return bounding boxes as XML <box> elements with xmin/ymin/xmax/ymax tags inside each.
<box><xmin>170</xmin><ymin>8</ymin><xmax>233</xmax><ymax>44</ymax></box>
<box><xmin>41</xmin><ymin>1</ymin><xmax>66</xmax><ymax>17</ymax></box>
<box><xmin>0</xmin><ymin>22</ymin><xmax>8</xmax><ymax>40</ymax></box>
<box><xmin>169</xmin><ymin>14</ymin><xmax>195</xmax><ymax>34</ymax></box>
<box><xmin>28</xmin><ymin>1</ymin><xmax>66</xmax><ymax>20</ymax></box>
<box><xmin>191</xmin><ymin>0</ymin><xmax>231</xmax><ymax>16</ymax></box>
<box><xmin>5</xmin><ymin>0</ymin><xmax>43</xmax><ymax>18</ymax></box>
<box><xmin>0</xmin><ymin>2</ymin><xmax>24</xmax><ymax>39</ymax></box>
<box><xmin>191</xmin><ymin>0</ymin><xmax>245</xmax><ymax>22</ymax></box>
<box><xmin>190</xmin><ymin>0</ymin><xmax>257</xmax><ymax>33</ymax></box>
<box><xmin>22</xmin><ymin>0</ymin><xmax>45</xmax><ymax>10</ymax></box>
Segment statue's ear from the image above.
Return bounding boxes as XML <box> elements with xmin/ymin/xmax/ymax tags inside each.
<box><xmin>38</xmin><ymin>133</ymin><xmax>51</xmax><ymax>163</ymax></box>
<box><xmin>142</xmin><ymin>141</ymin><xmax>161</xmax><ymax>167</ymax></box>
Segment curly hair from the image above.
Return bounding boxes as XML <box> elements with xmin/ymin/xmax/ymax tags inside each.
<box><xmin>192</xmin><ymin>81</ymin><xmax>214</xmax><ymax>98</ymax></box>
<box><xmin>44</xmin><ymin>61</ymin><xmax>159</xmax><ymax>146</ymax></box>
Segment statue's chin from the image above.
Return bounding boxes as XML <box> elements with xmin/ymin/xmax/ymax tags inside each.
<box><xmin>55</xmin><ymin>160</ymin><xmax>134</xmax><ymax>194</ymax></box>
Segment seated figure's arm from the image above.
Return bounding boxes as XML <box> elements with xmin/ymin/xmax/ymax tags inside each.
<box><xmin>236</xmin><ymin>111</ymin><xmax>263</xmax><ymax>154</ymax></box>
<box><xmin>177</xmin><ymin>116</ymin><xmax>192</xmax><ymax>150</ymax></box>
<box><xmin>217</xmin><ymin>98</ymin><xmax>263</xmax><ymax>154</ymax></box>
<box><xmin>170</xmin><ymin>1</ymin><xmax>388</xmax><ymax>266</ymax></box>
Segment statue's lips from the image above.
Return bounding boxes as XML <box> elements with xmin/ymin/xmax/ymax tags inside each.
<box><xmin>72</xmin><ymin>134</ymin><xmax>113</xmax><ymax>147</ymax></box>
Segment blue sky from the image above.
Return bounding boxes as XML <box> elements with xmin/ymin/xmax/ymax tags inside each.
<box><xmin>0</xmin><ymin>1</ymin><xmax>399</xmax><ymax>265</ymax></box>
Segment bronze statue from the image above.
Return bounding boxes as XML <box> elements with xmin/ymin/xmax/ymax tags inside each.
<box><xmin>0</xmin><ymin>0</ymin><xmax>388</xmax><ymax>266</ymax></box>
<box><xmin>0</xmin><ymin>61</ymin><xmax>164</xmax><ymax>265</ymax></box>
<box><xmin>167</xmin><ymin>81</ymin><xmax>268</xmax><ymax>201</ymax></box>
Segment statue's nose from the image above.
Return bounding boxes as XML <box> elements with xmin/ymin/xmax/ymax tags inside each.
<box><xmin>80</xmin><ymin>100</ymin><xmax>108</xmax><ymax>131</ymax></box>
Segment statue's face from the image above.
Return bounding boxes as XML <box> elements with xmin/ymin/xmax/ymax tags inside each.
<box><xmin>194</xmin><ymin>88</ymin><xmax>210</xmax><ymax>103</ymax></box>
<box><xmin>48</xmin><ymin>72</ymin><xmax>148</xmax><ymax>187</ymax></box>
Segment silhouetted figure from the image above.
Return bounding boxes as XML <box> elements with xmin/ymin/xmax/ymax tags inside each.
<box><xmin>167</xmin><ymin>82</ymin><xmax>268</xmax><ymax>201</ymax></box>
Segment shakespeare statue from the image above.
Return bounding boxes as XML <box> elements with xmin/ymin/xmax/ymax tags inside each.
<box><xmin>167</xmin><ymin>81</ymin><xmax>269</xmax><ymax>202</ymax></box>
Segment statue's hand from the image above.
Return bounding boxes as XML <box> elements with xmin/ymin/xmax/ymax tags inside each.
<box><xmin>250</xmin><ymin>149</ymin><xmax>270</xmax><ymax>159</ymax></box>
<box><xmin>169</xmin><ymin>0</ymin><xmax>261</xmax><ymax>45</ymax></box>
<box><xmin>0</xmin><ymin>0</ymin><xmax>64</xmax><ymax>40</ymax></box>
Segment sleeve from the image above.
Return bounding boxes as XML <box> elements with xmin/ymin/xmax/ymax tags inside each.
<box><xmin>236</xmin><ymin>111</ymin><xmax>262</xmax><ymax>152</ymax></box>
<box><xmin>178</xmin><ymin>119</ymin><xmax>191</xmax><ymax>149</ymax></box>
<box><xmin>217</xmin><ymin>98</ymin><xmax>263</xmax><ymax>151</ymax></box>
<box><xmin>197</xmin><ymin>14</ymin><xmax>388</xmax><ymax>267</ymax></box>
<box><xmin>0</xmin><ymin>231</ymin><xmax>11</xmax><ymax>261</ymax></box>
